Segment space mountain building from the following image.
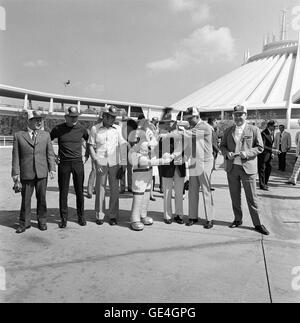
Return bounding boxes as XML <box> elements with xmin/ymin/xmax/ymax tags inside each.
<box><xmin>171</xmin><ymin>35</ymin><xmax>300</xmax><ymax>130</ymax></box>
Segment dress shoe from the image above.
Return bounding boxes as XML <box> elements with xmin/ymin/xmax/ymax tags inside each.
<box><xmin>38</xmin><ymin>224</ymin><xmax>48</xmax><ymax>231</ymax></box>
<box><xmin>128</xmin><ymin>189</ymin><xmax>133</xmax><ymax>193</ymax></box>
<box><xmin>59</xmin><ymin>221</ymin><xmax>67</xmax><ymax>229</ymax></box>
<box><xmin>16</xmin><ymin>225</ymin><xmax>31</xmax><ymax>234</ymax></box>
<box><xmin>109</xmin><ymin>218</ymin><xmax>118</xmax><ymax>226</ymax></box>
<box><xmin>260</xmin><ymin>186</ymin><xmax>269</xmax><ymax>191</ymax></box>
<box><xmin>204</xmin><ymin>221</ymin><xmax>214</xmax><ymax>229</ymax></box>
<box><xmin>286</xmin><ymin>181</ymin><xmax>296</xmax><ymax>186</ymax></box>
<box><xmin>210</xmin><ymin>188</ymin><xmax>215</xmax><ymax>191</ymax></box>
<box><xmin>96</xmin><ymin>219</ymin><xmax>104</xmax><ymax>225</ymax></box>
<box><xmin>255</xmin><ymin>225</ymin><xmax>269</xmax><ymax>235</ymax></box>
<box><xmin>86</xmin><ymin>193</ymin><xmax>92</xmax><ymax>199</ymax></box>
<box><xmin>164</xmin><ymin>219</ymin><xmax>172</xmax><ymax>225</ymax></box>
<box><xmin>174</xmin><ymin>215</ymin><xmax>184</xmax><ymax>225</ymax></box>
<box><xmin>150</xmin><ymin>196</ymin><xmax>156</xmax><ymax>201</ymax></box>
<box><xmin>78</xmin><ymin>218</ymin><xmax>87</xmax><ymax>226</ymax></box>
<box><xmin>229</xmin><ymin>221</ymin><xmax>243</xmax><ymax>228</ymax></box>
<box><xmin>186</xmin><ymin>219</ymin><xmax>198</xmax><ymax>226</ymax></box>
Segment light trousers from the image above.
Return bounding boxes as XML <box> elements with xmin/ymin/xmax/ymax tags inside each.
<box><xmin>188</xmin><ymin>160</ymin><xmax>214</xmax><ymax>221</ymax></box>
<box><xmin>289</xmin><ymin>156</ymin><xmax>300</xmax><ymax>184</ymax></box>
<box><xmin>162</xmin><ymin>169</ymin><xmax>184</xmax><ymax>220</ymax></box>
<box><xmin>95</xmin><ymin>165</ymin><xmax>119</xmax><ymax>220</ymax></box>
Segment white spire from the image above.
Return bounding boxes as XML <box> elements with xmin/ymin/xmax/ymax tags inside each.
<box><xmin>280</xmin><ymin>9</ymin><xmax>287</xmax><ymax>41</ymax></box>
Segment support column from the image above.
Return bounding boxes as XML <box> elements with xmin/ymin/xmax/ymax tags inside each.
<box><xmin>49</xmin><ymin>98</ymin><xmax>54</xmax><ymax>114</ymax></box>
<box><xmin>77</xmin><ymin>101</ymin><xmax>81</xmax><ymax>113</ymax></box>
<box><xmin>128</xmin><ymin>105</ymin><xmax>131</xmax><ymax>118</ymax></box>
<box><xmin>221</xmin><ymin>110</ymin><xmax>225</xmax><ymax>120</ymax></box>
<box><xmin>23</xmin><ymin>94</ymin><xmax>28</xmax><ymax>111</ymax></box>
<box><xmin>147</xmin><ymin>108</ymin><xmax>151</xmax><ymax>119</ymax></box>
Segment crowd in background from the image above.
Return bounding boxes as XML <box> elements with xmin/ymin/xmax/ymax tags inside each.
<box><xmin>11</xmin><ymin>104</ymin><xmax>300</xmax><ymax>235</ymax></box>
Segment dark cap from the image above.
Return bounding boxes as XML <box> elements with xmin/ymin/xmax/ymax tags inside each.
<box><xmin>103</xmin><ymin>105</ymin><xmax>118</xmax><ymax>117</ymax></box>
<box><xmin>183</xmin><ymin>107</ymin><xmax>200</xmax><ymax>119</ymax></box>
<box><xmin>66</xmin><ymin>106</ymin><xmax>80</xmax><ymax>116</ymax></box>
<box><xmin>233</xmin><ymin>105</ymin><xmax>247</xmax><ymax>114</ymax></box>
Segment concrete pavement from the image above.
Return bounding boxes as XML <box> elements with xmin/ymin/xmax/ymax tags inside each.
<box><xmin>0</xmin><ymin>147</ymin><xmax>299</xmax><ymax>303</ymax></box>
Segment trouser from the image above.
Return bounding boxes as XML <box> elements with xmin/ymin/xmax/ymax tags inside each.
<box><xmin>278</xmin><ymin>151</ymin><xmax>287</xmax><ymax>171</ymax></box>
<box><xmin>121</xmin><ymin>163</ymin><xmax>132</xmax><ymax>191</ymax></box>
<box><xmin>95</xmin><ymin>165</ymin><xmax>119</xmax><ymax>220</ymax></box>
<box><xmin>58</xmin><ymin>161</ymin><xmax>85</xmax><ymax>221</ymax></box>
<box><xmin>19</xmin><ymin>178</ymin><xmax>48</xmax><ymax>227</ymax></box>
<box><xmin>131</xmin><ymin>169</ymin><xmax>152</xmax><ymax>223</ymax></box>
<box><xmin>289</xmin><ymin>156</ymin><xmax>300</xmax><ymax>183</ymax></box>
<box><xmin>258</xmin><ymin>155</ymin><xmax>272</xmax><ymax>187</ymax></box>
<box><xmin>188</xmin><ymin>160</ymin><xmax>214</xmax><ymax>222</ymax></box>
<box><xmin>87</xmin><ymin>159</ymin><xmax>96</xmax><ymax>196</ymax></box>
<box><xmin>163</xmin><ymin>169</ymin><xmax>185</xmax><ymax>220</ymax></box>
<box><xmin>227</xmin><ymin>165</ymin><xmax>261</xmax><ymax>227</ymax></box>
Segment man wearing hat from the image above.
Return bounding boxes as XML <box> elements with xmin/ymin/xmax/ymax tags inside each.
<box><xmin>12</xmin><ymin>110</ymin><xmax>56</xmax><ymax>234</ymax></box>
<box><xmin>50</xmin><ymin>106</ymin><xmax>89</xmax><ymax>228</ymax></box>
<box><xmin>183</xmin><ymin>107</ymin><xmax>214</xmax><ymax>229</ymax></box>
<box><xmin>88</xmin><ymin>105</ymin><xmax>127</xmax><ymax>226</ymax></box>
<box><xmin>257</xmin><ymin>120</ymin><xmax>278</xmax><ymax>190</ymax></box>
<box><xmin>220</xmin><ymin>105</ymin><xmax>269</xmax><ymax>235</ymax></box>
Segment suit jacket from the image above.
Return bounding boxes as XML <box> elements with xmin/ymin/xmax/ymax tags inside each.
<box><xmin>259</xmin><ymin>128</ymin><xmax>274</xmax><ymax>163</ymax></box>
<box><xmin>12</xmin><ymin>130</ymin><xmax>56</xmax><ymax>180</ymax></box>
<box><xmin>159</xmin><ymin>133</ymin><xmax>186</xmax><ymax>178</ymax></box>
<box><xmin>220</xmin><ymin>123</ymin><xmax>264</xmax><ymax>175</ymax></box>
<box><xmin>274</xmin><ymin>131</ymin><xmax>291</xmax><ymax>153</ymax></box>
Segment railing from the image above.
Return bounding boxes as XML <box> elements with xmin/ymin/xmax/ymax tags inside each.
<box><xmin>0</xmin><ymin>136</ymin><xmax>13</xmax><ymax>147</ymax></box>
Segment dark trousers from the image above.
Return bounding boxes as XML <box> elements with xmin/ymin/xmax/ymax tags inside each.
<box><xmin>227</xmin><ymin>165</ymin><xmax>261</xmax><ymax>227</ymax></box>
<box><xmin>258</xmin><ymin>155</ymin><xmax>272</xmax><ymax>187</ymax></box>
<box><xmin>58</xmin><ymin>161</ymin><xmax>84</xmax><ymax>221</ymax></box>
<box><xmin>20</xmin><ymin>178</ymin><xmax>48</xmax><ymax>227</ymax></box>
<box><xmin>278</xmin><ymin>152</ymin><xmax>287</xmax><ymax>171</ymax></box>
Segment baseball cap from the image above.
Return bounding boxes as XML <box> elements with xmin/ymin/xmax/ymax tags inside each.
<box><xmin>233</xmin><ymin>105</ymin><xmax>247</xmax><ymax>114</ymax></box>
<box><xmin>27</xmin><ymin>110</ymin><xmax>45</xmax><ymax>120</ymax></box>
<box><xmin>65</xmin><ymin>106</ymin><xmax>80</xmax><ymax>116</ymax></box>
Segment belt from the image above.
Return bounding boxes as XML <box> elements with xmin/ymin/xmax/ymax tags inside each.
<box><xmin>133</xmin><ymin>167</ymin><xmax>152</xmax><ymax>173</ymax></box>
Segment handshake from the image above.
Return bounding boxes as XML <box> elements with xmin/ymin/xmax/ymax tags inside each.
<box><xmin>161</xmin><ymin>153</ymin><xmax>175</xmax><ymax>165</ymax></box>
<box><xmin>227</xmin><ymin>151</ymin><xmax>247</xmax><ymax>160</ymax></box>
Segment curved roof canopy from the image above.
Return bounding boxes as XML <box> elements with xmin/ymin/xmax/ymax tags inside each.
<box><xmin>171</xmin><ymin>39</ymin><xmax>300</xmax><ymax>113</ymax></box>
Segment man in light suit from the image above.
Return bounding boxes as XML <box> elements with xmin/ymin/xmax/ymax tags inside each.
<box><xmin>220</xmin><ymin>105</ymin><xmax>269</xmax><ymax>235</ymax></box>
<box><xmin>274</xmin><ymin>125</ymin><xmax>291</xmax><ymax>171</ymax></box>
<box><xmin>183</xmin><ymin>107</ymin><xmax>214</xmax><ymax>229</ymax></box>
<box><xmin>11</xmin><ymin>110</ymin><xmax>56</xmax><ymax>234</ymax></box>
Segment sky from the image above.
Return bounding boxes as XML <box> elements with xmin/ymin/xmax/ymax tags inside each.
<box><xmin>0</xmin><ymin>0</ymin><xmax>299</xmax><ymax>106</ymax></box>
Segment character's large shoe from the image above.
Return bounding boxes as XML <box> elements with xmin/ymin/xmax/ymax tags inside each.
<box><xmin>109</xmin><ymin>218</ymin><xmax>118</xmax><ymax>226</ymax></box>
<box><xmin>59</xmin><ymin>220</ymin><xmax>67</xmax><ymax>229</ymax></box>
<box><xmin>174</xmin><ymin>215</ymin><xmax>184</xmax><ymax>225</ymax></box>
<box><xmin>141</xmin><ymin>216</ymin><xmax>153</xmax><ymax>226</ymax></box>
<box><xmin>286</xmin><ymin>180</ymin><xmax>296</xmax><ymax>186</ymax></box>
<box><xmin>130</xmin><ymin>222</ymin><xmax>144</xmax><ymax>231</ymax></box>
<box><xmin>78</xmin><ymin>218</ymin><xmax>87</xmax><ymax>226</ymax></box>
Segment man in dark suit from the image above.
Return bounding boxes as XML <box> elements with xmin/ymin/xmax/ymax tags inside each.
<box><xmin>257</xmin><ymin>120</ymin><xmax>278</xmax><ymax>190</ymax></box>
<box><xmin>220</xmin><ymin>105</ymin><xmax>269</xmax><ymax>235</ymax></box>
<box><xmin>11</xmin><ymin>110</ymin><xmax>56</xmax><ymax>234</ymax></box>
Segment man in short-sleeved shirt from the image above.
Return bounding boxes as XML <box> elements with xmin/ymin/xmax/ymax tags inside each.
<box><xmin>50</xmin><ymin>106</ymin><xmax>89</xmax><ymax>228</ymax></box>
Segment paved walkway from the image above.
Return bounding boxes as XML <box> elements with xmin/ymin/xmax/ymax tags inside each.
<box><xmin>0</xmin><ymin>147</ymin><xmax>299</xmax><ymax>303</ymax></box>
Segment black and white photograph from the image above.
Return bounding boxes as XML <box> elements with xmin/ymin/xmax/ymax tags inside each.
<box><xmin>0</xmin><ymin>0</ymin><xmax>300</xmax><ymax>306</ymax></box>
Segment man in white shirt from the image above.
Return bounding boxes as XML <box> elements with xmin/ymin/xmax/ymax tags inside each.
<box><xmin>287</xmin><ymin>119</ymin><xmax>300</xmax><ymax>185</ymax></box>
<box><xmin>274</xmin><ymin>125</ymin><xmax>291</xmax><ymax>171</ymax></box>
<box><xmin>88</xmin><ymin>106</ymin><xmax>127</xmax><ymax>225</ymax></box>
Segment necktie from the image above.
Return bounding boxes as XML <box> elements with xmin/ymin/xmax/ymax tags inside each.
<box><xmin>32</xmin><ymin>131</ymin><xmax>37</xmax><ymax>143</ymax></box>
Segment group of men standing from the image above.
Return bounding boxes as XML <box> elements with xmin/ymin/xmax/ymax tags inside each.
<box><xmin>11</xmin><ymin>104</ymin><xmax>270</xmax><ymax>236</ymax></box>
